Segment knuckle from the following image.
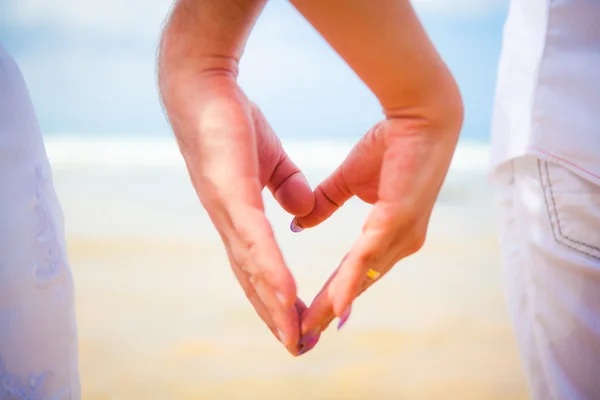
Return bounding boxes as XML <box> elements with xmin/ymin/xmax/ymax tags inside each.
<box><xmin>388</xmin><ymin>204</ymin><xmax>421</xmax><ymax>230</ymax></box>
<box><xmin>248</xmin><ymin>268</ymin><xmax>270</xmax><ymax>286</ymax></box>
<box><xmin>317</xmin><ymin>185</ymin><xmax>343</xmax><ymax>209</ymax></box>
<box><xmin>246</xmin><ymin>288</ymin><xmax>262</xmax><ymax>305</ymax></box>
<box><xmin>356</xmin><ymin>247</ymin><xmax>380</xmax><ymax>266</ymax></box>
<box><xmin>229</xmin><ymin>235</ymin><xmax>259</xmax><ymax>272</ymax></box>
<box><xmin>405</xmin><ymin>228</ymin><xmax>427</xmax><ymax>255</ymax></box>
<box><xmin>381</xmin><ymin>209</ymin><xmax>427</xmax><ymax>256</ymax></box>
<box><xmin>359</xmin><ymin>122</ymin><xmax>383</xmax><ymax>150</ymax></box>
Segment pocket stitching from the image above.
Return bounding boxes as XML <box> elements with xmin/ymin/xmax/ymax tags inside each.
<box><xmin>538</xmin><ymin>160</ymin><xmax>600</xmax><ymax>260</ymax></box>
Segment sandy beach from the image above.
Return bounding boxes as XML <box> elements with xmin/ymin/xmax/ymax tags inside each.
<box><xmin>48</xmin><ymin>138</ymin><xmax>529</xmax><ymax>399</ymax></box>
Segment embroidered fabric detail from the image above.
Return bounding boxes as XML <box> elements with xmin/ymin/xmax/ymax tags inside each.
<box><xmin>0</xmin><ymin>355</ymin><xmax>50</xmax><ymax>400</ymax></box>
<box><xmin>30</xmin><ymin>163</ymin><xmax>63</xmax><ymax>287</ymax></box>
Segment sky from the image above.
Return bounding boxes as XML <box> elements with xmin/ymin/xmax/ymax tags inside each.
<box><xmin>0</xmin><ymin>0</ymin><xmax>509</xmax><ymax>141</ymax></box>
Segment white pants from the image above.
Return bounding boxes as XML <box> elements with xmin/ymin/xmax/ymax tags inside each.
<box><xmin>495</xmin><ymin>155</ymin><xmax>600</xmax><ymax>400</ymax></box>
<box><xmin>0</xmin><ymin>47</ymin><xmax>80</xmax><ymax>398</ymax></box>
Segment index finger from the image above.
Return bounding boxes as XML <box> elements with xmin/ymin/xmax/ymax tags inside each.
<box><xmin>220</xmin><ymin>202</ymin><xmax>302</xmax><ymax>349</ymax></box>
<box><xmin>300</xmin><ymin>203</ymin><xmax>416</xmax><ymax>336</ymax></box>
<box><xmin>300</xmin><ymin>227</ymin><xmax>390</xmax><ymax>336</ymax></box>
<box><xmin>224</xmin><ymin>199</ymin><xmax>297</xmax><ymax>301</ymax></box>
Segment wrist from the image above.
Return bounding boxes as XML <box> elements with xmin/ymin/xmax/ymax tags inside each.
<box><xmin>383</xmin><ymin>73</ymin><xmax>464</xmax><ymax>139</ymax></box>
<box><xmin>158</xmin><ymin>0</ymin><xmax>262</xmax><ymax>114</ymax></box>
<box><xmin>158</xmin><ymin>0</ymin><xmax>265</xmax><ymax>75</ymax></box>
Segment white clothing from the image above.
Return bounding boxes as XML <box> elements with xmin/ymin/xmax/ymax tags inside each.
<box><xmin>491</xmin><ymin>1</ymin><xmax>600</xmax><ymax>398</ymax></box>
<box><xmin>491</xmin><ymin>0</ymin><xmax>600</xmax><ymax>185</ymax></box>
<box><xmin>495</xmin><ymin>156</ymin><xmax>600</xmax><ymax>400</ymax></box>
<box><xmin>491</xmin><ymin>0</ymin><xmax>600</xmax><ymax>397</ymax></box>
<box><xmin>0</xmin><ymin>46</ymin><xmax>80</xmax><ymax>399</ymax></box>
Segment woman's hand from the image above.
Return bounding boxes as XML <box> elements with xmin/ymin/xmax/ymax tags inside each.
<box><xmin>283</xmin><ymin>0</ymin><xmax>464</xmax><ymax>347</ymax></box>
<box><xmin>296</xmin><ymin>101</ymin><xmax>463</xmax><ymax>344</ymax></box>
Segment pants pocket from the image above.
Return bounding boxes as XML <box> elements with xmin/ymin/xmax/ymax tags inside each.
<box><xmin>538</xmin><ymin>160</ymin><xmax>600</xmax><ymax>262</ymax></box>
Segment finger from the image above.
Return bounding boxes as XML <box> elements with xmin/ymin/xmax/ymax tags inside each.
<box><xmin>328</xmin><ymin>200</ymin><xmax>428</xmax><ymax>315</ymax></box>
<box><xmin>176</xmin><ymin>87</ymin><xmax>301</xmax><ymax>351</ymax></box>
<box><xmin>292</xmin><ymin>297</ymin><xmax>325</xmax><ymax>356</ymax></box>
<box><xmin>300</xmin><ymin>208</ymin><xmax>400</xmax><ymax>334</ymax></box>
<box><xmin>294</xmin><ymin>167</ymin><xmax>353</xmax><ymax>229</ymax></box>
<box><xmin>226</xmin><ymin>203</ymin><xmax>297</xmax><ymax>305</ymax></box>
<box><xmin>225</xmin><ymin>216</ymin><xmax>300</xmax><ymax>352</ymax></box>
<box><xmin>300</xmin><ymin>295</ymin><xmax>336</xmax><ymax>339</ymax></box>
<box><xmin>294</xmin><ymin>125</ymin><xmax>385</xmax><ymax>230</ymax></box>
<box><xmin>249</xmin><ymin>104</ymin><xmax>315</xmax><ymax>219</ymax></box>
<box><xmin>229</xmin><ymin>261</ymin><xmax>276</xmax><ymax>329</ymax></box>
<box><xmin>266</xmin><ymin>152</ymin><xmax>315</xmax><ymax>217</ymax></box>
<box><xmin>299</xmin><ymin>266</ymin><xmax>341</xmax><ymax>337</ymax></box>
<box><xmin>253</xmin><ymin>277</ymin><xmax>300</xmax><ymax>348</ymax></box>
<box><xmin>299</xmin><ymin>251</ymin><xmax>388</xmax><ymax>338</ymax></box>
<box><xmin>222</xmin><ymin>204</ymin><xmax>302</xmax><ymax>350</ymax></box>
<box><xmin>230</xmin><ymin>263</ymin><xmax>300</xmax><ymax>352</ymax></box>
<box><xmin>327</xmin><ymin>200</ymin><xmax>417</xmax><ymax>317</ymax></box>
<box><xmin>294</xmin><ymin>297</ymin><xmax>309</xmax><ymax>316</ymax></box>
<box><xmin>327</xmin><ymin>227</ymin><xmax>393</xmax><ymax>316</ymax></box>
<box><xmin>273</xmin><ymin>306</ymin><xmax>302</xmax><ymax>352</ymax></box>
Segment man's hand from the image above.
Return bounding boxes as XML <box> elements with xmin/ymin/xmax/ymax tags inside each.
<box><xmin>158</xmin><ymin>0</ymin><xmax>315</xmax><ymax>355</ymax></box>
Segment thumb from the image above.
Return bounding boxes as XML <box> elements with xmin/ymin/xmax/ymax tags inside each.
<box><xmin>250</xmin><ymin>103</ymin><xmax>315</xmax><ymax>218</ymax></box>
<box><xmin>266</xmin><ymin>151</ymin><xmax>315</xmax><ymax>218</ymax></box>
<box><xmin>293</xmin><ymin>124</ymin><xmax>385</xmax><ymax>230</ymax></box>
<box><xmin>293</xmin><ymin>167</ymin><xmax>353</xmax><ymax>230</ymax></box>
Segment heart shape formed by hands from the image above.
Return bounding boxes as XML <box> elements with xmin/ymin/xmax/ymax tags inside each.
<box><xmin>158</xmin><ymin>0</ymin><xmax>463</xmax><ymax>358</ymax></box>
<box><xmin>163</xmin><ymin>71</ymin><xmax>461</xmax><ymax>356</ymax></box>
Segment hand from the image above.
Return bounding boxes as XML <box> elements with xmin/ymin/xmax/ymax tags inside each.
<box><xmin>295</xmin><ymin>105</ymin><xmax>462</xmax><ymax>342</ymax></box>
<box><xmin>163</xmin><ymin>72</ymin><xmax>315</xmax><ymax>355</ymax></box>
<box><xmin>159</xmin><ymin>0</ymin><xmax>462</xmax><ymax>356</ymax></box>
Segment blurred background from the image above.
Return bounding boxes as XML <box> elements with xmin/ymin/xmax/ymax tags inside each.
<box><xmin>2</xmin><ymin>0</ymin><xmax>529</xmax><ymax>398</ymax></box>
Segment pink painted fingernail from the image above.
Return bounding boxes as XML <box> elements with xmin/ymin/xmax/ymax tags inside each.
<box><xmin>337</xmin><ymin>305</ymin><xmax>352</xmax><ymax>330</ymax></box>
<box><xmin>290</xmin><ymin>218</ymin><xmax>304</xmax><ymax>233</ymax></box>
<box><xmin>297</xmin><ymin>331</ymin><xmax>319</xmax><ymax>356</ymax></box>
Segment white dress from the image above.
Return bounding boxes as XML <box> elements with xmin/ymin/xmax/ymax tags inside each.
<box><xmin>0</xmin><ymin>46</ymin><xmax>80</xmax><ymax>399</ymax></box>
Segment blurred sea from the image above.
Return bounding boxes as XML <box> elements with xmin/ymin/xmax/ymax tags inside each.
<box><xmin>45</xmin><ymin>135</ymin><xmax>494</xmax><ymax>237</ymax></box>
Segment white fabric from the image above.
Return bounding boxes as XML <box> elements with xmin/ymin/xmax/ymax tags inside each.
<box><xmin>496</xmin><ymin>155</ymin><xmax>600</xmax><ymax>400</ymax></box>
<box><xmin>491</xmin><ymin>0</ymin><xmax>600</xmax><ymax>185</ymax></box>
<box><xmin>0</xmin><ymin>46</ymin><xmax>80</xmax><ymax>399</ymax></box>
<box><xmin>492</xmin><ymin>4</ymin><xmax>600</xmax><ymax>397</ymax></box>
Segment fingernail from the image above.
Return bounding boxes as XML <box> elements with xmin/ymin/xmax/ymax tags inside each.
<box><xmin>337</xmin><ymin>305</ymin><xmax>352</xmax><ymax>330</ymax></box>
<box><xmin>290</xmin><ymin>218</ymin><xmax>304</xmax><ymax>233</ymax></box>
<box><xmin>297</xmin><ymin>331</ymin><xmax>319</xmax><ymax>356</ymax></box>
